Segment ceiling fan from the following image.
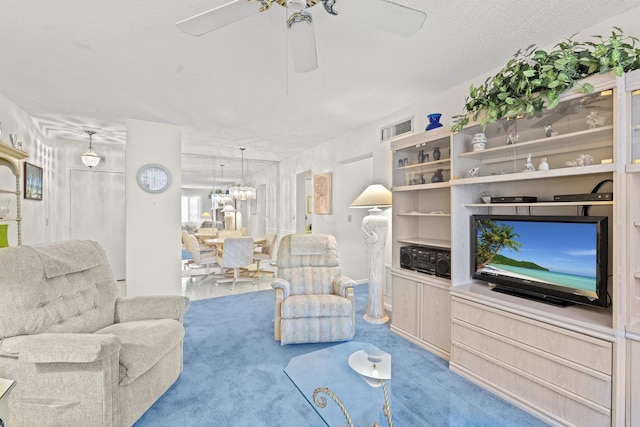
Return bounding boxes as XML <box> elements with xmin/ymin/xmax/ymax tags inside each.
<box><xmin>176</xmin><ymin>0</ymin><xmax>426</xmax><ymax>73</ymax></box>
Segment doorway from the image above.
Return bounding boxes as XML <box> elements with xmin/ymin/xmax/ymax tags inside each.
<box><xmin>296</xmin><ymin>170</ymin><xmax>312</xmax><ymax>234</ymax></box>
<box><xmin>69</xmin><ymin>170</ymin><xmax>126</xmax><ymax>280</ymax></box>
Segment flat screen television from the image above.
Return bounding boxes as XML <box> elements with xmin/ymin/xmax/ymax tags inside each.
<box><xmin>470</xmin><ymin>214</ymin><xmax>609</xmax><ymax>308</ymax></box>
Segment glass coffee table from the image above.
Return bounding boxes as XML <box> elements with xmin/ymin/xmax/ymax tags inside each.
<box><xmin>285</xmin><ymin>341</ymin><xmax>391</xmax><ymax>426</ymax></box>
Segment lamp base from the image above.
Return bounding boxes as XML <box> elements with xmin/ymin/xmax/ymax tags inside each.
<box><xmin>362</xmin><ymin>208</ymin><xmax>389</xmax><ymax>325</ymax></box>
<box><xmin>363</xmin><ymin>312</ymin><xmax>390</xmax><ymax>324</ymax></box>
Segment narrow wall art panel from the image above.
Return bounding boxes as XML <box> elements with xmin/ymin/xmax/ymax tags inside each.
<box><xmin>313</xmin><ymin>172</ymin><xmax>332</xmax><ymax>215</ymax></box>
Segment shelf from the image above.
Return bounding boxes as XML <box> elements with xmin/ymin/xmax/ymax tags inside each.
<box><xmin>397</xmin><ymin>237</ymin><xmax>450</xmax><ymax>249</ymax></box>
<box><xmin>391</xmin><ymin>267</ymin><xmax>451</xmax><ymax>288</ymax></box>
<box><xmin>627</xmin><ymin>324</ymin><xmax>640</xmax><ymax>341</ymax></box>
<box><xmin>626</xmin><ymin>163</ymin><xmax>640</xmax><ymax>173</ymax></box>
<box><xmin>393</xmin><ymin>181</ymin><xmax>450</xmax><ymax>191</ymax></box>
<box><xmin>465</xmin><ymin>201</ymin><xmax>613</xmax><ymax>208</ymax></box>
<box><xmin>398</xmin><ymin>211</ymin><xmax>450</xmax><ymax>217</ymax></box>
<box><xmin>390</xmin><ymin>127</ymin><xmax>451</xmax><ymax>151</ymax></box>
<box><xmin>457</xmin><ymin>125</ymin><xmax>613</xmax><ymax>162</ymax></box>
<box><xmin>0</xmin><ymin>189</ymin><xmax>19</xmax><ymax>195</ymax></box>
<box><xmin>397</xmin><ymin>159</ymin><xmax>450</xmax><ymax>171</ymax></box>
<box><xmin>0</xmin><ymin>141</ymin><xmax>28</xmax><ymax>159</ymax></box>
<box><xmin>452</xmin><ymin>163</ymin><xmax>615</xmax><ymax>185</ymax></box>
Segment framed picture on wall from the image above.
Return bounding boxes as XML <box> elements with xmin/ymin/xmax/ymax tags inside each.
<box><xmin>24</xmin><ymin>162</ymin><xmax>43</xmax><ymax>200</ymax></box>
<box><xmin>313</xmin><ymin>172</ymin><xmax>332</xmax><ymax>215</ymax></box>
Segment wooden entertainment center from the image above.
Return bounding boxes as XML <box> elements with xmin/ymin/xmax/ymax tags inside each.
<box><xmin>389</xmin><ymin>71</ymin><xmax>640</xmax><ymax>426</ymax></box>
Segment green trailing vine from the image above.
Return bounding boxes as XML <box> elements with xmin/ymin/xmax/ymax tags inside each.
<box><xmin>452</xmin><ymin>27</ymin><xmax>640</xmax><ymax>132</ymax></box>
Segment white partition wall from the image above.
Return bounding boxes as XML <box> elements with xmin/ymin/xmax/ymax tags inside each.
<box><xmin>125</xmin><ymin>119</ymin><xmax>182</xmax><ymax>296</ymax></box>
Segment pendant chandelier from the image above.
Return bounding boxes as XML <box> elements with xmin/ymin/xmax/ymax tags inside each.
<box><xmin>229</xmin><ymin>147</ymin><xmax>256</xmax><ymax>200</ymax></box>
<box><xmin>81</xmin><ymin>130</ymin><xmax>100</xmax><ymax>168</ymax></box>
<box><xmin>211</xmin><ymin>163</ymin><xmax>233</xmax><ymax>207</ymax></box>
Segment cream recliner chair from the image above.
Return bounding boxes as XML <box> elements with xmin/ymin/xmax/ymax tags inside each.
<box><xmin>0</xmin><ymin>240</ymin><xmax>189</xmax><ymax>426</ymax></box>
<box><xmin>272</xmin><ymin>234</ymin><xmax>355</xmax><ymax>345</ymax></box>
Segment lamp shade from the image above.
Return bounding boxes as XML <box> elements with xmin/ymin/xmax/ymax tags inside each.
<box><xmin>201</xmin><ymin>212</ymin><xmax>212</xmax><ymax>219</ymax></box>
<box><xmin>350</xmin><ymin>184</ymin><xmax>392</xmax><ymax>209</ymax></box>
<box><xmin>222</xmin><ymin>204</ymin><xmax>236</xmax><ymax>213</ymax></box>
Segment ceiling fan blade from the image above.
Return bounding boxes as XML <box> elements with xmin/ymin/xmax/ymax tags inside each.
<box><xmin>288</xmin><ymin>12</ymin><xmax>318</xmax><ymax>73</ymax></box>
<box><xmin>347</xmin><ymin>0</ymin><xmax>426</xmax><ymax>37</ymax></box>
<box><xmin>176</xmin><ymin>0</ymin><xmax>260</xmax><ymax>36</ymax></box>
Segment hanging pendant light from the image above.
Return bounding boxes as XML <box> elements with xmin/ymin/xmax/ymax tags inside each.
<box><xmin>229</xmin><ymin>147</ymin><xmax>256</xmax><ymax>200</ymax></box>
<box><xmin>81</xmin><ymin>130</ymin><xmax>100</xmax><ymax>168</ymax></box>
<box><xmin>212</xmin><ymin>164</ymin><xmax>233</xmax><ymax>207</ymax></box>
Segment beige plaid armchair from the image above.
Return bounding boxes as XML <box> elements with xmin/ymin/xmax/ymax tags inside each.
<box><xmin>0</xmin><ymin>240</ymin><xmax>189</xmax><ymax>426</ymax></box>
<box><xmin>272</xmin><ymin>234</ymin><xmax>355</xmax><ymax>345</ymax></box>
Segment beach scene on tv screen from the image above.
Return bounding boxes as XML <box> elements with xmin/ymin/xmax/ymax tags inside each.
<box><xmin>475</xmin><ymin>219</ymin><xmax>598</xmax><ymax>294</ymax></box>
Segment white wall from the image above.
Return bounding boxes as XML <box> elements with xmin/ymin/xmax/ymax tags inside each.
<box><xmin>0</xmin><ymin>94</ymin><xmax>57</xmax><ymax>246</ymax></box>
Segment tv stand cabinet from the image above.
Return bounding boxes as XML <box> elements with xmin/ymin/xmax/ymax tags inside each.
<box><xmin>451</xmin><ymin>296</ymin><xmax>612</xmax><ymax>427</ymax></box>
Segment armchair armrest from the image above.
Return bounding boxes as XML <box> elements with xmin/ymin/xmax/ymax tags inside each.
<box><xmin>271</xmin><ymin>278</ymin><xmax>291</xmax><ymax>341</ymax></box>
<box><xmin>332</xmin><ymin>275</ymin><xmax>356</xmax><ymax>298</ymax></box>
<box><xmin>271</xmin><ymin>278</ymin><xmax>291</xmax><ymax>299</ymax></box>
<box><xmin>1</xmin><ymin>333</ymin><xmax>121</xmax><ymax>364</ymax></box>
<box><xmin>115</xmin><ymin>295</ymin><xmax>189</xmax><ymax>323</ymax></box>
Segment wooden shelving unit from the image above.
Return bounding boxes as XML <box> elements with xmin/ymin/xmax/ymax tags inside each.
<box><xmin>0</xmin><ymin>141</ymin><xmax>28</xmax><ymax>245</ymax></box>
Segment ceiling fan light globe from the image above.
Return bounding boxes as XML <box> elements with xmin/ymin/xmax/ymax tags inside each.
<box><xmin>288</xmin><ymin>11</ymin><xmax>318</xmax><ymax>73</ymax></box>
<box><xmin>287</xmin><ymin>0</ymin><xmax>307</xmax><ymax>11</ymax></box>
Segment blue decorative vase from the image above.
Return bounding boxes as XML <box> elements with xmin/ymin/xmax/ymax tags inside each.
<box><xmin>431</xmin><ymin>169</ymin><xmax>444</xmax><ymax>183</ymax></box>
<box><xmin>433</xmin><ymin>146</ymin><xmax>441</xmax><ymax>161</ymax></box>
<box><xmin>426</xmin><ymin>113</ymin><xmax>443</xmax><ymax>131</ymax></box>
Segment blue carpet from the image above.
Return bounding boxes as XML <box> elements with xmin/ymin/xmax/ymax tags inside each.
<box><xmin>134</xmin><ymin>285</ymin><xmax>549</xmax><ymax>427</ymax></box>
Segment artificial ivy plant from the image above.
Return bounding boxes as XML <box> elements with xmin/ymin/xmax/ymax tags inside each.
<box><xmin>452</xmin><ymin>27</ymin><xmax>640</xmax><ymax>132</ymax></box>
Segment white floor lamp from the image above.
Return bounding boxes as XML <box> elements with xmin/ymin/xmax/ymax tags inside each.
<box><xmin>350</xmin><ymin>184</ymin><xmax>392</xmax><ymax>324</ymax></box>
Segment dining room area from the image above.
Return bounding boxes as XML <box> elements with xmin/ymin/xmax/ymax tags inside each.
<box><xmin>180</xmin><ymin>149</ymin><xmax>280</xmax><ymax>300</ymax></box>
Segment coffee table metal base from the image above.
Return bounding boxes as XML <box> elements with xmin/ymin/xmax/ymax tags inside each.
<box><xmin>285</xmin><ymin>341</ymin><xmax>391</xmax><ymax>426</ymax></box>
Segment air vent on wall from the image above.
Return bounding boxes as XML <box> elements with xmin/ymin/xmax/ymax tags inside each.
<box><xmin>380</xmin><ymin>117</ymin><xmax>413</xmax><ymax>142</ymax></box>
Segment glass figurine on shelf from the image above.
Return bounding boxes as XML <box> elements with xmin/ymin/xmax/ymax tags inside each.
<box><xmin>544</xmin><ymin>124</ymin><xmax>558</xmax><ymax>137</ymax></box>
<box><xmin>538</xmin><ymin>157</ymin><xmax>550</xmax><ymax>170</ymax></box>
<box><xmin>523</xmin><ymin>154</ymin><xmax>536</xmax><ymax>172</ymax></box>
<box><xmin>506</xmin><ymin>131</ymin><xmax>519</xmax><ymax>145</ymax></box>
<box><xmin>432</xmin><ymin>147</ymin><xmax>441</xmax><ymax>161</ymax></box>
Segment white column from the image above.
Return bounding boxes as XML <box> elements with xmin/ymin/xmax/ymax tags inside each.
<box><xmin>125</xmin><ymin>119</ymin><xmax>181</xmax><ymax>296</ymax></box>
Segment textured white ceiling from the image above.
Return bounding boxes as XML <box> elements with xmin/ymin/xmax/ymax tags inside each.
<box><xmin>0</xmin><ymin>0</ymin><xmax>639</xmax><ymax>187</ymax></box>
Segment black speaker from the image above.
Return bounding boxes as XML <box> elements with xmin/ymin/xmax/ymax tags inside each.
<box><xmin>400</xmin><ymin>246</ymin><xmax>413</xmax><ymax>269</ymax></box>
<box><xmin>436</xmin><ymin>252</ymin><xmax>451</xmax><ymax>278</ymax></box>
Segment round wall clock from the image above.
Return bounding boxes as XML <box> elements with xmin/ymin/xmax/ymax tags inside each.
<box><xmin>136</xmin><ymin>164</ymin><xmax>172</xmax><ymax>194</ymax></box>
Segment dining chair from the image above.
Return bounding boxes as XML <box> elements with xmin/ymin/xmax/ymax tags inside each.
<box><xmin>187</xmin><ymin>235</ymin><xmax>220</xmax><ymax>276</ymax></box>
<box><xmin>216</xmin><ymin>237</ymin><xmax>256</xmax><ymax>290</ymax></box>
<box><xmin>252</xmin><ymin>232</ymin><xmax>278</xmax><ymax>277</ymax></box>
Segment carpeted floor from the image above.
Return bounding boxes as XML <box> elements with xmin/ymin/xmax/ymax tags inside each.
<box><xmin>134</xmin><ymin>285</ymin><xmax>549</xmax><ymax>427</ymax></box>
